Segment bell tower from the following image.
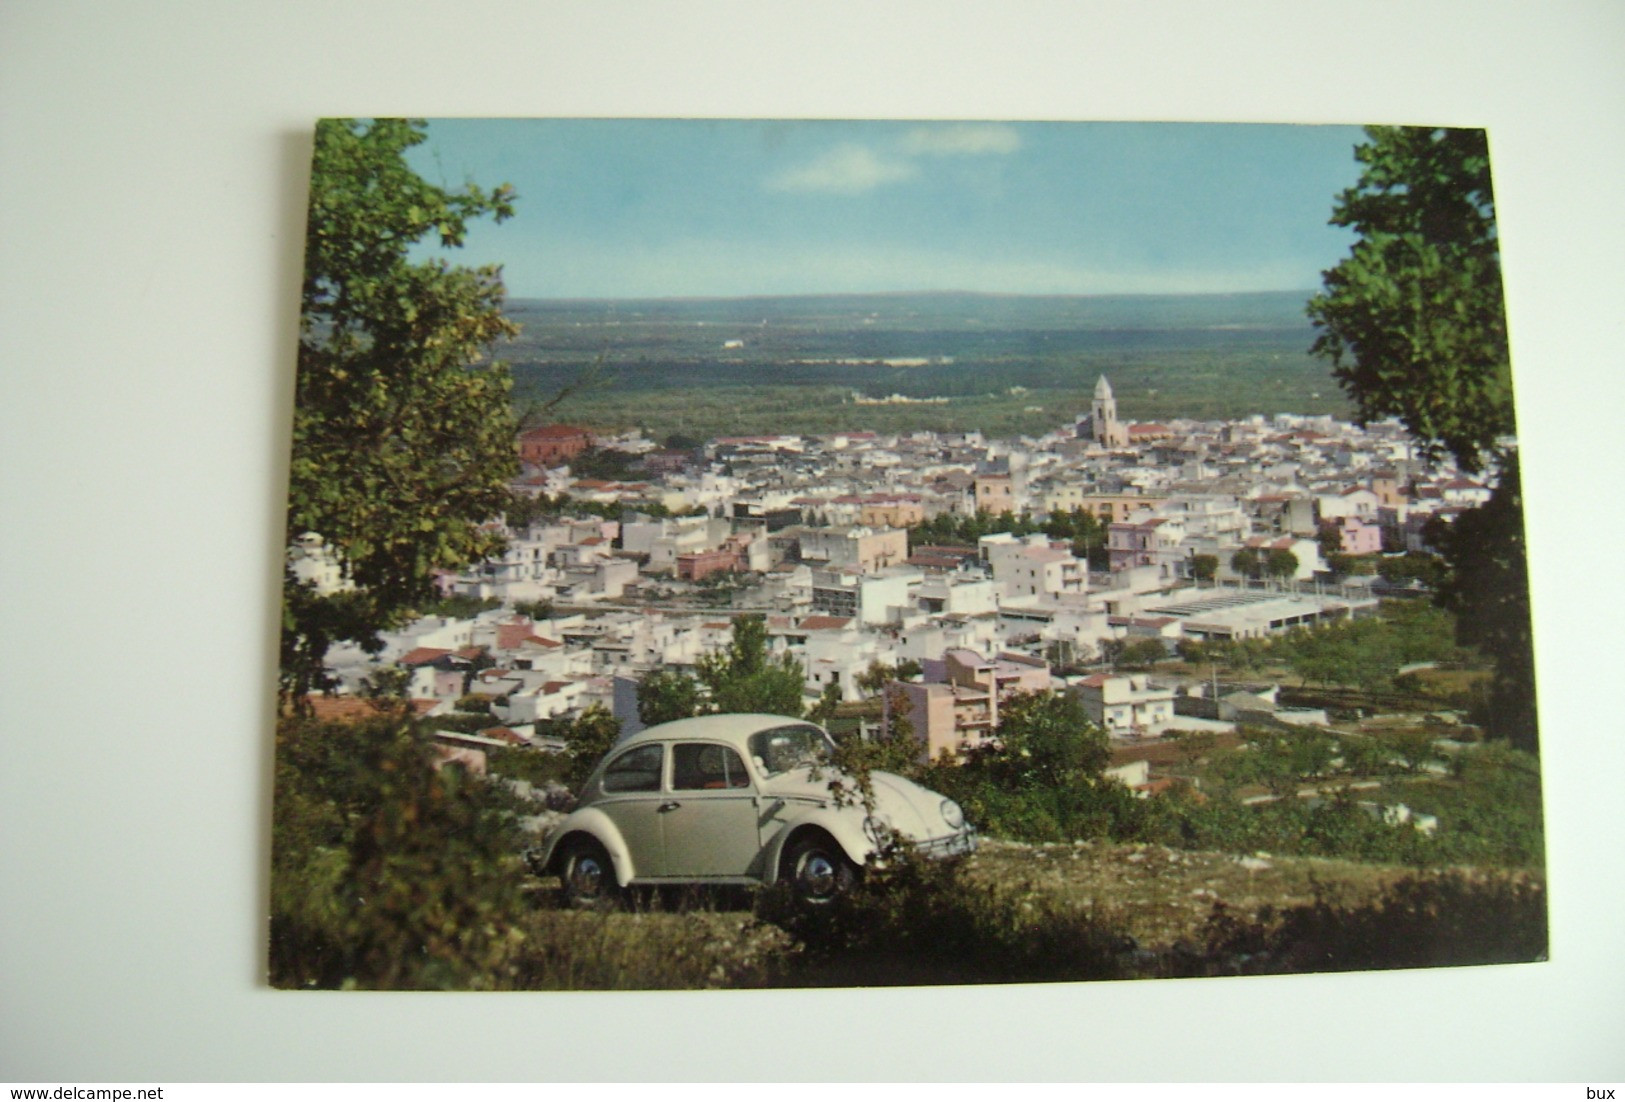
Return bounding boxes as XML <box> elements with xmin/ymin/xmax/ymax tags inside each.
<box><xmin>1091</xmin><ymin>375</ymin><xmax>1127</xmax><ymax>447</ymax></box>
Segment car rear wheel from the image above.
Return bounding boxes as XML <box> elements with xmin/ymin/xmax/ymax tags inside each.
<box><xmin>558</xmin><ymin>837</ymin><xmax>620</xmax><ymax>910</ymax></box>
<box><xmin>781</xmin><ymin>834</ymin><xmax>858</xmax><ymax>906</ymax></box>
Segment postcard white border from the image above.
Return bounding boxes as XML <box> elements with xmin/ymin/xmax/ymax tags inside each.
<box><xmin>4</xmin><ymin>0</ymin><xmax>1623</xmax><ymax>1083</ymax></box>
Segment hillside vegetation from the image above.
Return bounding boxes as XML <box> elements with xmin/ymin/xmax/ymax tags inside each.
<box><xmin>502</xmin><ymin>291</ymin><xmax>1351</xmax><ymax>438</ymax></box>
<box><xmin>270</xmin><ymin>707</ymin><xmax>1545</xmax><ymax>990</ymax></box>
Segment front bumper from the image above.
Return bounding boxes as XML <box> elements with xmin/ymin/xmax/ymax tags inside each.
<box><xmin>916</xmin><ymin>826</ymin><xmax>979</xmax><ymax>858</ymax></box>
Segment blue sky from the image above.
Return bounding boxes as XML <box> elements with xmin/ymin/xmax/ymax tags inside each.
<box><xmin>406</xmin><ymin>118</ymin><xmax>1367</xmax><ymax>299</ymax></box>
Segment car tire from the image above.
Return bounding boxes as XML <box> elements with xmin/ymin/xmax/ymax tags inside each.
<box><xmin>781</xmin><ymin>833</ymin><xmax>858</xmax><ymax>906</ymax></box>
<box><xmin>558</xmin><ymin>837</ymin><xmax>620</xmax><ymax>910</ymax></box>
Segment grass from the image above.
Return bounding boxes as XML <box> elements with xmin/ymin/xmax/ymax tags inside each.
<box><xmin>508</xmin><ymin>895</ymin><xmax>793</xmax><ymax>990</ymax></box>
<box><xmin>963</xmin><ymin>839</ymin><xmax>1407</xmax><ymax>952</ymax></box>
<box><xmin>512</xmin><ymin>839</ymin><xmax>1545</xmax><ymax>988</ymax></box>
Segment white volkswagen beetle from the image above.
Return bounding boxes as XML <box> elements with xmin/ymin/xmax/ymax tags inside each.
<box><xmin>531</xmin><ymin>713</ymin><xmax>976</xmax><ymax>906</ymax></box>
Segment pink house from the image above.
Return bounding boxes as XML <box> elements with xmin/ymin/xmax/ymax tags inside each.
<box><xmin>1337</xmin><ymin>517</ymin><xmax>1383</xmax><ymax>555</ymax></box>
<box><xmin>889</xmin><ymin>648</ymin><xmax>1053</xmax><ymax>763</ymax></box>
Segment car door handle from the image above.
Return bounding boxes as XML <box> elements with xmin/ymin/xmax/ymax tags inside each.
<box><xmin>658</xmin><ymin>801</ymin><xmax>681</xmax><ymax>812</ymax></box>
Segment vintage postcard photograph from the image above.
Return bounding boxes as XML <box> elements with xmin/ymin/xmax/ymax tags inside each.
<box><xmin>271</xmin><ymin>118</ymin><xmax>1545</xmax><ymax>990</ymax></box>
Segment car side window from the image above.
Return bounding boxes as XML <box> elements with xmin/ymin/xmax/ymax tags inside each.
<box><xmin>601</xmin><ymin>744</ymin><xmax>664</xmax><ymax>793</ymax></box>
<box><xmin>671</xmin><ymin>743</ymin><xmax>750</xmax><ymax>791</ymax></box>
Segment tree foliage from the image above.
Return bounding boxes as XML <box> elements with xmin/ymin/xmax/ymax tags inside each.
<box><xmin>908</xmin><ymin>508</ymin><xmax>1038</xmax><ymax>547</ymax></box>
<box><xmin>559</xmin><ymin>704</ymin><xmax>622</xmax><ymax>790</ymax></box>
<box><xmin>1307</xmin><ymin>126</ymin><xmax>1538</xmax><ymax>757</ymax></box>
<box><xmin>697</xmin><ymin>615</ymin><xmax>806</xmax><ymax>716</ymax></box>
<box><xmin>637</xmin><ymin>667</ymin><xmax>707</xmax><ymax>728</ymax></box>
<box><xmin>920</xmin><ymin>691</ymin><xmax>1145</xmax><ymax>843</ymax></box>
<box><xmin>903</xmin><ymin>506</ymin><xmax>1107</xmax><ymax>559</ymax></box>
<box><xmin>270</xmin><ymin>714</ymin><xmax>529</xmax><ymax>988</ymax></box>
<box><xmin>635</xmin><ymin>614</ymin><xmax>807</xmax><ymax>724</ymax></box>
<box><xmin>1115</xmin><ymin>638</ymin><xmax>1169</xmax><ymax>669</ymax></box>
<box><xmin>1307</xmin><ymin>126</ymin><xmax>1511</xmax><ymax>473</ymax></box>
<box><xmin>985</xmin><ymin>691</ymin><xmax>1111</xmax><ymax>788</ymax></box>
<box><xmin>1265</xmin><ymin>548</ymin><xmax>1300</xmax><ymax>580</ymax></box>
<box><xmin>1377</xmin><ymin>551</ymin><xmax>1447</xmax><ymax>590</ymax></box>
<box><xmin>1429</xmin><ymin>455</ymin><xmax>1539</xmax><ymax>752</ymax></box>
<box><xmin>282</xmin><ymin>118</ymin><xmax>519</xmax><ymax>702</ymax></box>
<box><xmin>1271</xmin><ymin>601</ymin><xmax>1461</xmax><ymax>693</ymax></box>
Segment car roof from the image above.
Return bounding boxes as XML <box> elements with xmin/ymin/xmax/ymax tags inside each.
<box><xmin>618</xmin><ymin>713</ymin><xmax>824</xmax><ymax>751</ymax></box>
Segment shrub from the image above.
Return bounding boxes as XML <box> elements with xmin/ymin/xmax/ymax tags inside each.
<box><xmin>756</xmin><ymin>844</ymin><xmax>1132</xmax><ymax>987</ymax></box>
<box><xmin>269</xmin><ymin>714</ymin><xmax>532</xmax><ymax>989</ymax></box>
<box><xmin>507</xmin><ymin>909</ymin><xmax>791</xmax><ymax>990</ymax></box>
<box><xmin>1181</xmin><ymin>872</ymin><xmax>1547</xmax><ymax>976</ymax></box>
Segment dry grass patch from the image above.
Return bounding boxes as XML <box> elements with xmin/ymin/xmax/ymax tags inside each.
<box><xmin>964</xmin><ymin>839</ymin><xmax>1435</xmax><ymax>952</ymax></box>
<box><xmin>513</xmin><ymin>883</ymin><xmax>793</xmax><ymax>989</ymax></box>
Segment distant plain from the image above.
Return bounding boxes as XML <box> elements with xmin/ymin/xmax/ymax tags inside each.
<box><xmin>504</xmin><ymin>290</ymin><xmax>1352</xmax><ymax>439</ymax></box>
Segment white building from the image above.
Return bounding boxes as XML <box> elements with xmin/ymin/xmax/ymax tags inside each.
<box><xmin>989</xmin><ymin>542</ymin><xmax>1087</xmax><ymax>601</ymax></box>
<box><xmin>1072</xmin><ymin>673</ymin><xmax>1177</xmax><ymax>737</ymax></box>
<box><xmin>810</xmin><ymin>566</ymin><xmax>922</xmax><ymax>626</ymax></box>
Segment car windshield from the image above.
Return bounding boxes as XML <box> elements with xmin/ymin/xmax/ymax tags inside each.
<box><xmin>748</xmin><ymin>724</ymin><xmax>835</xmax><ymax>779</ymax></box>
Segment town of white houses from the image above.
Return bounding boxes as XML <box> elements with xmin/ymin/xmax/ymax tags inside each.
<box><xmin>289</xmin><ymin>372</ymin><xmax>1507</xmax><ymax>802</ymax></box>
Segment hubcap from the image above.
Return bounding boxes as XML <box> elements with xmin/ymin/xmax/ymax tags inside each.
<box><xmin>571</xmin><ymin>855</ymin><xmax>605</xmax><ymax>897</ymax></box>
<box><xmin>797</xmin><ymin>851</ymin><xmax>837</xmax><ymax>898</ymax></box>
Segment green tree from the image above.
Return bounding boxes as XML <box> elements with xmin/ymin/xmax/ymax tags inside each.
<box><xmin>923</xmin><ymin>691</ymin><xmax>1143</xmax><ymax>843</ymax></box>
<box><xmin>1307</xmin><ymin>127</ymin><xmax>1537</xmax><ymax>755</ymax></box>
<box><xmin>1385</xmin><ymin>729</ymin><xmax>1442</xmax><ymax>775</ymax></box>
<box><xmin>560</xmin><ymin>704</ymin><xmax>621</xmax><ymax>790</ymax></box>
<box><xmin>1043</xmin><ymin>506</ymin><xmax>1106</xmax><ymax>560</ymax></box>
<box><xmin>1430</xmin><ymin>455</ymin><xmax>1539</xmax><ymax>752</ymax></box>
<box><xmin>855</xmin><ymin>659</ymin><xmax>899</xmax><ymax>697</ymax></box>
<box><xmin>806</xmin><ymin>680</ymin><xmax>844</xmax><ymax>726</ymax></box>
<box><xmin>1165</xmin><ymin>729</ymin><xmax>1218</xmax><ymax>771</ymax></box>
<box><xmin>1117</xmin><ymin>638</ymin><xmax>1168</xmax><ymax>669</ymax></box>
<box><xmin>636</xmin><ymin>667</ymin><xmax>705</xmax><ymax>727</ymax></box>
<box><xmin>1307</xmin><ymin>126</ymin><xmax>1510</xmax><ymax>473</ymax></box>
<box><xmin>698</xmin><ymin>614</ymin><xmax>806</xmax><ymax>716</ymax></box>
<box><xmin>568</xmin><ymin>445</ymin><xmax>642</xmax><ymax>481</ymax></box>
<box><xmin>1265</xmin><ymin>548</ymin><xmax>1299</xmax><ymax>580</ymax></box>
<box><xmin>282</xmin><ymin>118</ymin><xmax>519</xmax><ymax>702</ymax></box>
<box><xmin>977</xmin><ymin>690</ymin><xmax>1110</xmax><ymax>790</ymax></box>
<box><xmin>1339</xmin><ymin>735</ymin><xmax>1393</xmax><ymax>778</ymax></box>
<box><xmin>635</xmin><ymin>615</ymin><xmax>807</xmax><ymax>724</ymax></box>
<box><xmin>827</xmin><ymin>684</ymin><xmax>927</xmax><ymax>811</ymax></box>
<box><xmin>1190</xmin><ymin>553</ymin><xmax>1218</xmax><ymax>582</ymax></box>
<box><xmin>1377</xmin><ymin>551</ymin><xmax>1447</xmax><ymax>590</ymax></box>
<box><xmin>270</xmin><ymin>714</ymin><xmax>529</xmax><ymax>989</ymax></box>
<box><xmin>1230</xmin><ymin>547</ymin><xmax>1260</xmax><ymax>579</ymax></box>
<box><xmin>1174</xmin><ymin>638</ymin><xmax>1210</xmax><ymax>664</ymax></box>
<box><xmin>1316</xmin><ymin>523</ymin><xmax>1344</xmax><ymax>561</ymax></box>
<box><xmin>513</xmin><ymin>598</ymin><xmax>554</xmax><ymax>621</ymax></box>
<box><xmin>358</xmin><ymin>665</ymin><xmax>412</xmax><ymax>708</ymax></box>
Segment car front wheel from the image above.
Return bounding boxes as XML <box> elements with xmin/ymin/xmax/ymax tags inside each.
<box><xmin>558</xmin><ymin>837</ymin><xmax>620</xmax><ymax>910</ymax></box>
<box><xmin>781</xmin><ymin>834</ymin><xmax>858</xmax><ymax>906</ymax></box>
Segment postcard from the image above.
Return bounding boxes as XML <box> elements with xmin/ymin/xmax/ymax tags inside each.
<box><xmin>270</xmin><ymin>118</ymin><xmax>1544</xmax><ymax>990</ymax></box>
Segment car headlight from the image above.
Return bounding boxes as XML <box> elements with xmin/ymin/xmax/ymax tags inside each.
<box><xmin>940</xmin><ymin>799</ymin><xmax>965</xmax><ymax>829</ymax></box>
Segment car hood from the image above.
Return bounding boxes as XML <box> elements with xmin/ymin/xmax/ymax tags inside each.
<box><xmin>763</xmin><ymin>766</ymin><xmax>951</xmax><ymax>841</ymax></box>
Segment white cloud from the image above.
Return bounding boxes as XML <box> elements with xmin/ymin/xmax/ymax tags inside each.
<box><xmin>765</xmin><ymin>126</ymin><xmax>1023</xmax><ymax>198</ymax></box>
<box><xmin>533</xmin><ymin>238</ymin><xmax>1292</xmax><ymax>299</ymax></box>
<box><xmin>764</xmin><ymin>144</ymin><xmax>917</xmax><ymax>194</ymax></box>
<box><xmin>901</xmin><ymin>124</ymin><xmax>1022</xmax><ymax>157</ymax></box>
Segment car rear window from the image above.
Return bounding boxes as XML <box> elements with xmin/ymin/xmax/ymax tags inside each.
<box><xmin>601</xmin><ymin>744</ymin><xmax>663</xmax><ymax>793</ymax></box>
